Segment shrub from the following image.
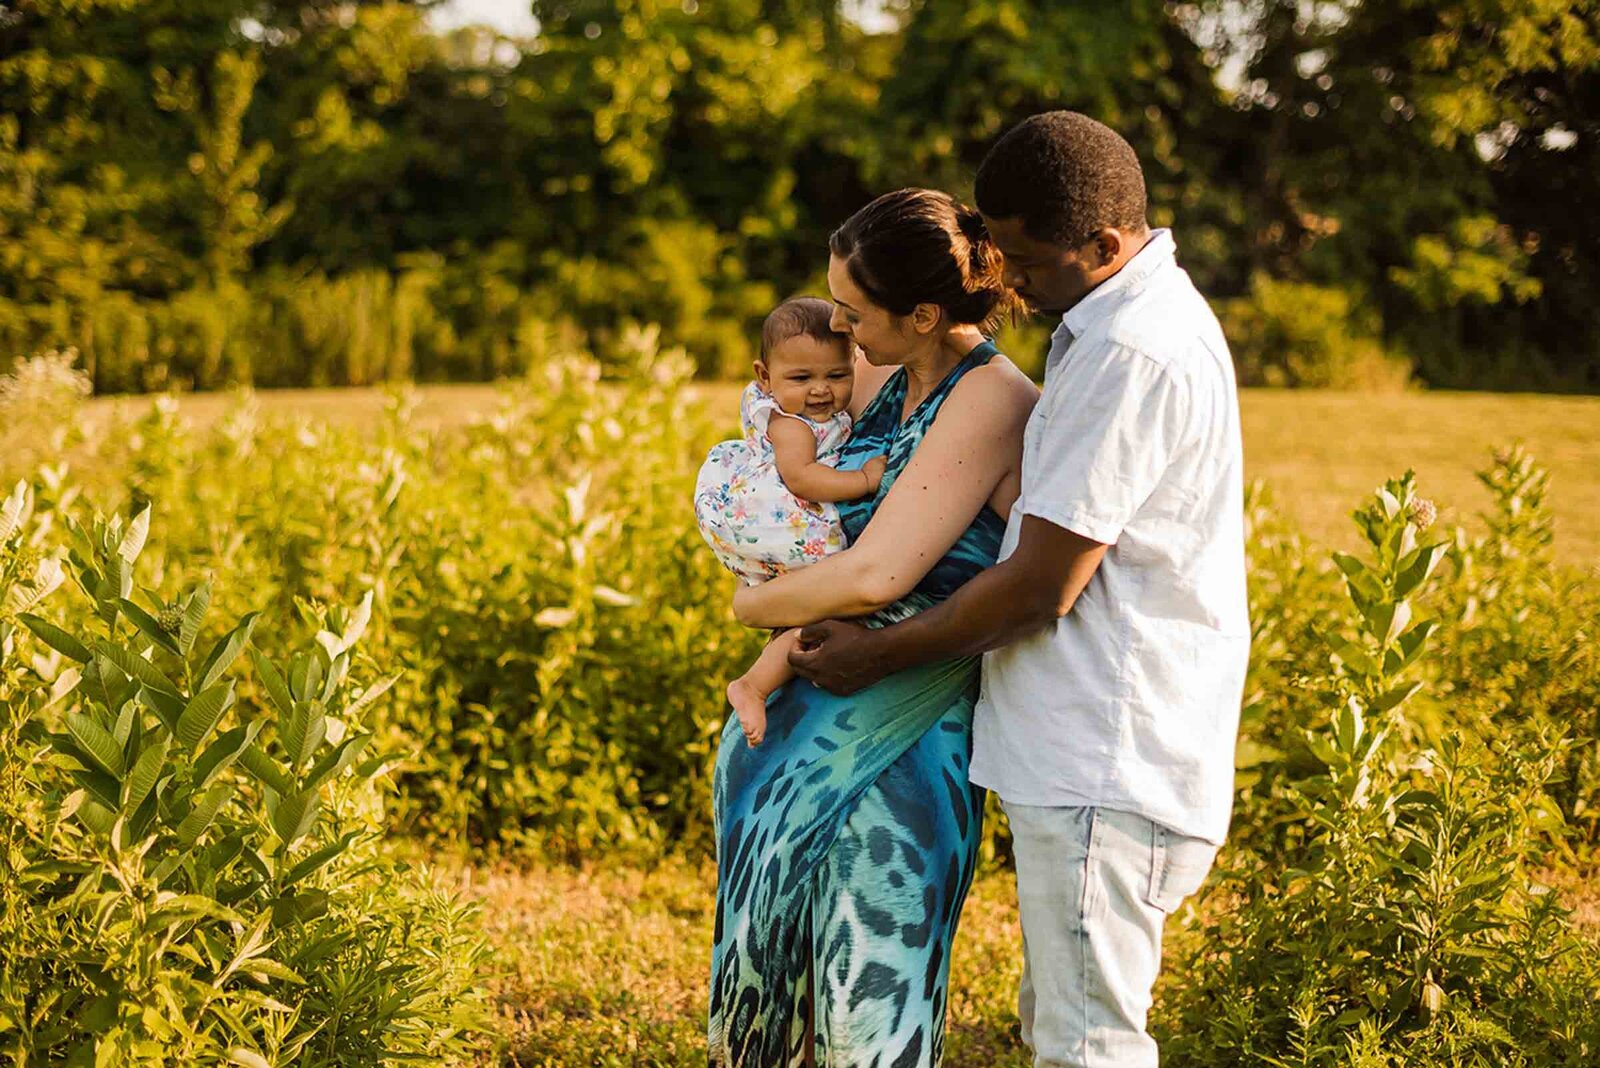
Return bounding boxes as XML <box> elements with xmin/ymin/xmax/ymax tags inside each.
<box><xmin>1158</xmin><ymin>472</ymin><xmax>1600</xmax><ymax>1065</ymax></box>
<box><xmin>0</xmin><ymin>485</ymin><xmax>493</xmax><ymax>1064</ymax></box>
<box><xmin>1224</xmin><ymin>274</ymin><xmax>1413</xmax><ymax>391</ymax></box>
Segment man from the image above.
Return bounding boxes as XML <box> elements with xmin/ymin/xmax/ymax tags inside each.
<box><xmin>789</xmin><ymin>111</ymin><xmax>1249</xmax><ymax>1067</ymax></box>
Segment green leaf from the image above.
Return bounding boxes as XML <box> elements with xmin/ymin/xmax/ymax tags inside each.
<box><xmin>121</xmin><ymin>737</ymin><xmax>170</xmax><ymax>813</ymax></box>
<box><xmin>0</xmin><ymin>481</ymin><xmax>26</xmax><ymax>541</ymax></box>
<box><xmin>180</xmin><ymin>580</ymin><xmax>211</xmax><ymax>656</ymax></box>
<box><xmin>282</xmin><ymin>832</ymin><xmax>360</xmax><ymax>887</ymax></box>
<box><xmin>194</xmin><ymin>722</ymin><xmax>263</xmax><ymax>789</ymax></box>
<box><xmin>175</xmin><ymin>782</ymin><xmax>234</xmax><ymax>846</ymax></box>
<box><xmin>1384</xmin><ymin>599</ymin><xmax>1412</xmax><ymax>646</ymax></box>
<box><xmin>280</xmin><ymin>702</ymin><xmax>326</xmax><ymax>770</ymax></box>
<box><xmin>250</xmin><ymin>648</ymin><xmax>294</xmax><ymax>717</ymax></box>
<box><xmin>198</xmin><ymin>613</ymin><xmax>259</xmax><ymax>693</ymax></box>
<box><xmin>117</xmin><ymin>598</ymin><xmax>181</xmax><ymax>656</ymax></box>
<box><xmin>302</xmin><ymin>734</ymin><xmax>371</xmax><ymax>794</ymax></box>
<box><xmin>138</xmin><ymin>685</ymin><xmax>186</xmax><ymax>735</ymax></box>
<box><xmin>176</xmin><ymin>683</ymin><xmax>235</xmax><ymax>752</ymax></box>
<box><xmin>228</xmin><ymin>1051</ymin><xmax>271</xmax><ymax>1068</ymax></box>
<box><xmin>65</xmin><ymin>711</ymin><xmax>124</xmax><ymax>777</ymax></box>
<box><xmin>93</xmin><ymin>640</ymin><xmax>180</xmax><ymax>697</ymax></box>
<box><xmin>70</xmin><ymin>766</ymin><xmax>122</xmax><ymax>810</ymax></box>
<box><xmin>344</xmin><ymin>673</ymin><xmax>400</xmax><ymax>719</ymax></box>
<box><xmin>239</xmin><ymin>745</ymin><xmax>294</xmax><ymax>795</ymax></box>
<box><xmin>117</xmin><ymin>505</ymin><xmax>151</xmax><ymax>564</ymax></box>
<box><xmin>1372</xmin><ymin>680</ymin><xmax>1424</xmax><ymax>712</ymax></box>
<box><xmin>18</xmin><ymin>614</ymin><xmax>91</xmax><ymax>662</ymax></box>
<box><xmin>271</xmin><ymin>889</ymin><xmax>331</xmax><ymax>926</ymax></box>
<box><xmin>270</xmin><ymin>789</ymin><xmax>320</xmax><ymax>849</ymax></box>
<box><xmin>149</xmin><ymin>894</ymin><xmax>246</xmax><ymax>927</ymax></box>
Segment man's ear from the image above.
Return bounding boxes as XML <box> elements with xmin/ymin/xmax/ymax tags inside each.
<box><xmin>1091</xmin><ymin>228</ymin><xmax>1124</xmax><ymax>268</ymax></box>
<box><xmin>910</xmin><ymin>302</ymin><xmax>943</xmax><ymax>335</ymax></box>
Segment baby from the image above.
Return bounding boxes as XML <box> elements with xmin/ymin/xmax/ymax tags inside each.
<box><xmin>694</xmin><ymin>297</ymin><xmax>886</xmax><ymax>746</ymax></box>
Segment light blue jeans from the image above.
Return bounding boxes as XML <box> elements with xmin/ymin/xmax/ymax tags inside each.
<box><xmin>1003</xmin><ymin>802</ymin><xmax>1217</xmax><ymax>1068</ymax></box>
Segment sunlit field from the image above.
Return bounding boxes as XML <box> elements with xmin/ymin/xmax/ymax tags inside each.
<box><xmin>6</xmin><ymin>359</ymin><xmax>1596</xmax><ymax>1065</ymax></box>
<box><xmin>83</xmin><ymin>382</ymin><xmax>1600</xmax><ymax>566</ymax></box>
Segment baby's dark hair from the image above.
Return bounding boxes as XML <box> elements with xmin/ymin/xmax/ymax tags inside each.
<box><xmin>760</xmin><ymin>297</ymin><xmax>848</xmax><ymax>363</ymax></box>
<box><xmin>975</xmin><ymin>111</ymin><xmax>1148</xmax><ymax>248</ymax></box>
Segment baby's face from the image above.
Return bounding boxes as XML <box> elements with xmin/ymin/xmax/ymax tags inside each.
<box><xmin>757</xmin><ymin>336</ymin><xmax>855</xmax><ymax>420</ymax></box>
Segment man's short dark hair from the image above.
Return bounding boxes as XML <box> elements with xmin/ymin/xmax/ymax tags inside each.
<box><xmin>974</xmin><ymin>111</ymin><xmax>1148</xmax><ymax>248</ymax></box>
<box><xmin>760</xmin><ymin>296</ymin><xmax>846</xmax><ymax>363</ymax></box>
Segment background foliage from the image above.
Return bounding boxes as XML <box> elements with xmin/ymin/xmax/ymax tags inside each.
<box><xmin>2</xmin><ymin>0</ymin><xmax>1596</xmax><ymax>391</ymax></box>
<box><xmin>3</xmin><ymin>345</ymin><xmax>1598</xmax><ymax>1061</ymax></box>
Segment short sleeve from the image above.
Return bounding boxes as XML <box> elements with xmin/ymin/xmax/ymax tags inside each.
<box><xmin>740</xmin><ymin>383</ymin><xmax>781</xmax><ymax>443</ymax></box>
<box><xmin>1021</xmin><ymin>345</ymin><xmax>1185</xmax><ymax>545</ymax></box>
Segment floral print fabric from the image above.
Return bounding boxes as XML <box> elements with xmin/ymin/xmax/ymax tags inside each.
<box><xmin>694</xmin><ymin>382</ymin><xmax>853</xmax><ymax>585</ymax></box>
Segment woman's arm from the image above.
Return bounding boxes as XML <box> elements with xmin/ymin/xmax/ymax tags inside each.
<box><xmin>768</xmin><ymin>417</ymin><xmax>884</xmax><ymax>503</ymax></box>
<box><xmin>734</xmin><ymin>363</ymin><xmax>1037</xmax><ymax>628</ymax></box>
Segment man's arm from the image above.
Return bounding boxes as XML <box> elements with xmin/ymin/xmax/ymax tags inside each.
<box><xmin>789</xmin><ymin>515</ymin><xmax>1108</xmax><ymax>693</ymax></box>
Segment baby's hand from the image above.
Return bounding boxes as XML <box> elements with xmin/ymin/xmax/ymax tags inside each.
<box><xmin>859</xmin><ymin>455</ymin><xmax>889</xmax><ymax>495</ymax></box>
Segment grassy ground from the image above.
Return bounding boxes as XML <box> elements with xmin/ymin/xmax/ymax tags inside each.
<box><xmin>460</xmin><ymin>858</ymin><xmax>1043</xmax><ymax>1067</ymax></box>
<box><xmin>84</xmin><ymin>382</ymin><xmax>1600</xmax><ymax>566</ymax></box>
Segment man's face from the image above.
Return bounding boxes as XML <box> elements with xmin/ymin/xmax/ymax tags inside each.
<box><xmin>982</xmin><ymin>214</ymin><xmax>1101</xmax><ymax>316</ymax></box>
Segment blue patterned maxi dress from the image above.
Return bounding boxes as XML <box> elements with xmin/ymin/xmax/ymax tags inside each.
<box><xmin>709</xmin><ymin>341</ymin><xmax>1008</xmax><ymax>1067</ymax></box>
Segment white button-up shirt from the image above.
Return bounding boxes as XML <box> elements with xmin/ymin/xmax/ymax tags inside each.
<box><xmin>970</xmin><ymin>230</ymin><xmax>1249</xmax><ymax>845</ymax></box>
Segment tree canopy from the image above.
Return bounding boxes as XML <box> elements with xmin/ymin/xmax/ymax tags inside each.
<box><xmin>1</xmin><ymin>0</ymin><xmax>1594</xmax><ymax>390</ymax></box>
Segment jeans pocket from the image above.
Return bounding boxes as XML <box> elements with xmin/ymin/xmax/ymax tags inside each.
<box><xmin>1144</xmin><ymin>824</ymin><xmax>1217</xmax><ymax>913</ymax></box>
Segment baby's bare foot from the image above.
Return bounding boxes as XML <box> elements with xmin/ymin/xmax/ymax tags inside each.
<box><xmin>727</xmin><ymin>678</ymin><xmax>768</xmax><ymax>747</ymax></box>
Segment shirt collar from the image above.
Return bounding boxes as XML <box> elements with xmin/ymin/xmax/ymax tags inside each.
<box><xmin>1057</xmin><ymin>228</ymin><xmax>1177</xmax><ymax>343</ymax></box>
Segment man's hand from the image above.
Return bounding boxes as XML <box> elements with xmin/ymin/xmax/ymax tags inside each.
<box><xmin>787</xmin><ymin>619</ymin><xmax>894</xmax><ymax>695</ymax></box>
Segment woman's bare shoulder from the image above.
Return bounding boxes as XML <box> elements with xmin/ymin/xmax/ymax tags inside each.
<box><xmin>946</xmin><ymin>355</ymin><xmax>1040</xmax><ymax>422</ymax></box>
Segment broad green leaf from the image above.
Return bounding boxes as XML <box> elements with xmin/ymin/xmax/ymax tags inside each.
<box><xmin>149</xmin><ymin>893</ymin><xmax>246</xmax><ymax>927</ymax></box>
<box><xmin>282</xmin><ymin>833</ymin><xmax>360</xmax><ymax>886</ymax></box>
<box><xmin>250</xmin><ymin>648</ymin><xmax>294</xmax><ymax>717</ymax></box>
<box><xmin>138</xmin><ymin>685</ymin><xmax>186</xmax><ymax>734</ymax></box>
<box><xmin>121</xmin><ymin>737</ymin><xmax>169</xmax><ymax>813</ymax></box>
<box><xmin>0</xmin><ymin>481</ymin><xmax>26</xmax><ymax>541</ymax></box>
<box><xmin>93</xmin><ymin>640</ymin><xmax>180</xmax><ymax>697</ymax></box>
<box><xmin>175</xmin><ymin>782</ymin><xmax>234</xmax><ymax>846</ymax></box>
<box><xmin>65</xmin><ymin>711</ymin><xmax>124</xmax><ymax>777</ymax></box>
<box><xmin>270</xmin><ymin>789</ymin><xmax>320</xmax><ymax>849</ymax></box>
<box><xmin>239</xmin><ymin>745</ymin><xmax>294</xmax><ymax>795</ymax></box>
<box><xmin>344</xmin><ymin>673</ymin><xmax>399</xmax><ymax>719</ymax></box>
<box><xmin>198</xmin><ymin>613</ymin><xmax>259</xmax><ymax>693</ymax></box>
<box><xmin>71</xmin><ymin>766</ymin><xmax>122</xmax><ymax>811</ymax></box>
<box><xmin>180</xmin><ymin>580</ymin><xmax>211</xmax><ymax>655</ymax></box>
<box><xmin>271</xmin><ymin>889</ymin><xmax>331</xmax><ymax>926</ymax></box>
<box><xmin>239</xmin><ymin>958</ymin><xmax>304</xmax><ymax>984</ymax></box>
<box><xmin>281</xmin><ymin>702</ymin><xmax>326</xmax><ymax>769</ymax></box>
<box><xmin>228</xmin><ymin>1051</ymin><xmax>271</xmax><ymax>1068</ymax></box>
<box><xmin>302</xmin><ymin>734</ymin><xmax>371</xmax><ymax>794</ymax></box>
<box><xmin>117</xmin><ymin>598</ymin><xmax>181</xmax><ymax>656</ymax></box>
<box><xmin>177</xmin><ymin>683</ymin><xmax>235</xmax><ymax>752</ymax></box>
<box><xmin>117</xmin><ymin>505</ymin><xmax>151</xmax><ymax>563</ymax></box>
<box><xmin>18</xmin><ymin>614</ymin><xmax>91</xmax><ymax>662</ymax></box>
<box><xmin>195</xmin><ymin>722</ymin><xmax>263</xmax><ymax>789</ymax></box>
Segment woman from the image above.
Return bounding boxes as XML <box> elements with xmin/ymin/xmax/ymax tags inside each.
<box><xmin>708</xmin><ymin>188</ymin><xmax>1039</xmax><ymax>1067</ymax></box>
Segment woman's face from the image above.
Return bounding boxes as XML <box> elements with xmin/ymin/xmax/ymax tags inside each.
<box><xmin>826</xmin><ymin>254</ymin><xmax>916</xmax><ymax>366</ymax></box>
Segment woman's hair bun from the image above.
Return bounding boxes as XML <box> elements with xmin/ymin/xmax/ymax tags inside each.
<box><xmin>829</xmin><ymin>188</ymin><xmax>1021</xmax><ymax>332</ymax></box>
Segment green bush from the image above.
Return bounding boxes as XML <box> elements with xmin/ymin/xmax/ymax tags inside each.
<box><xmin>0</xmin><ymin>486</ymin><xmax>493</xmax><ymax>1065</ymax></box>
<box><xmin>1224</xmin><ymin>274</ymin><xmax>1414</xmax><ymax>391</ymax></box>
<box><xmin>1158</xmin><ymin>472</ymin><xmax>1600</xmax><ymax>1066</ymax></box>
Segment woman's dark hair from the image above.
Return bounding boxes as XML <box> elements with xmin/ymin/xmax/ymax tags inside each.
<box><xmin>828</xmin><ymin>188</ymin><xmax>1020</xmax><ymax>332</ymax></box>
<box><xmin>974</xmin><ymin>111</ymin><xmax>1148</xmax><ymax>248</ymax></box>
<box><xmin>759</xmin><ymin>296</ymin><xmax>846</xmax><ymax>363</ymax></box>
